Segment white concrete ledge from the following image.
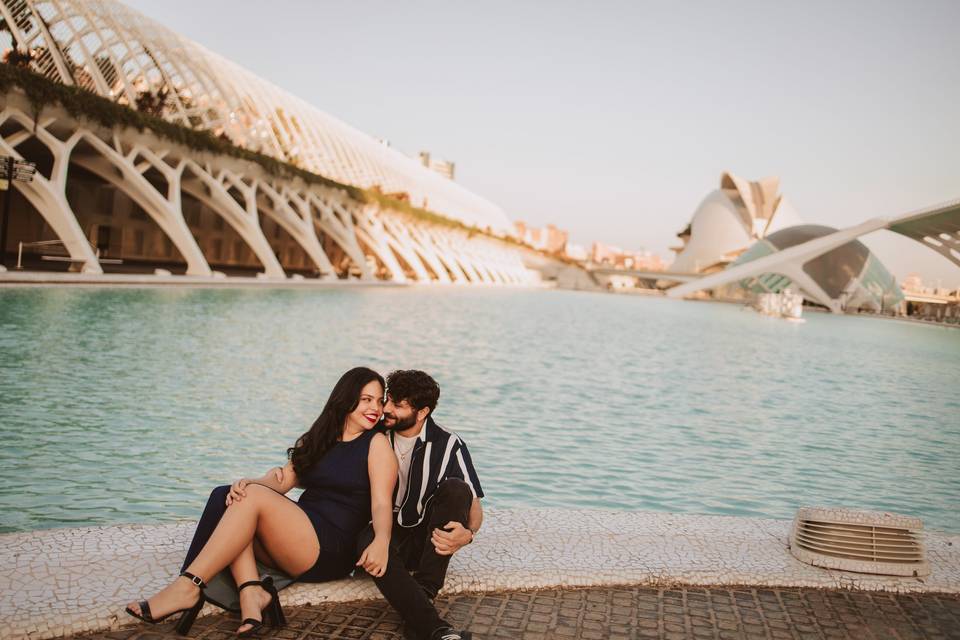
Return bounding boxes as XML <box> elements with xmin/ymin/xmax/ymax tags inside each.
<box><xmin>0</xmin><ymin>271</ymin><xmax>544</xmax><ymax>289</ymax></box>
<box><xmin>0</xmin><ymin>270</ymin><xmax>405</xmax><ymax>288</ymax></box>
<box><xmin>2</xmin><ymin>508</ymin><xmax>958</xmax><ymax>640</ymax></box>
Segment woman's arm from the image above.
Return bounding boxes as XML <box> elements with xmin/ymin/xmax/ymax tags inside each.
<box><xmin>356</xmin><ymin>433</ymin><xmax>398</xmax><ymax>577</ymax></box>
<box><xmin>226</xmin><ymin>461</ymin><xmax>299</xmax><ymax>505</ymax></box>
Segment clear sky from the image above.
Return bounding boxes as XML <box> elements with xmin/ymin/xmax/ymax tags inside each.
<box><xmin>124</xmin><ymin>0</ymin><xmax>960</xmax><ymax>287</ymax></box>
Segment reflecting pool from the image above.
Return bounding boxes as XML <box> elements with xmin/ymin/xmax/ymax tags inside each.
<box><xmin>1</xmin><ymin>286</ymin><xmax>958</xmax><ymax>533</ymax></box>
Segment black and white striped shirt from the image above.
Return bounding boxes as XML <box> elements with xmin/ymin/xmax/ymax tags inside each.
<box><xmin>387</xmin><ymin>415</ymin><xmax>484</xmax><ymax>528</ymax></box>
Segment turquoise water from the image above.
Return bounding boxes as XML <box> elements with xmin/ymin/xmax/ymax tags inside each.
<box><xmin>1</xmin><ymin>287</ymin><xmax>958</xmax><ymax>534</ymax></box>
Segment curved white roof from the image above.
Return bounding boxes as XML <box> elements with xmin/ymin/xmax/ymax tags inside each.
<box><xmin>671</xmin><ymin>172</ymin><xmax>803</xmax><ymax>273</ymax></box>
<box><xmin>0</xmin><ymin>0</ymin><xmax>512</xmax><ymax>232</ymax></box>
<box><xmin>671</xmin><ymin>189</ymin><xmax>754</xmax><ymax>273</ymax></box>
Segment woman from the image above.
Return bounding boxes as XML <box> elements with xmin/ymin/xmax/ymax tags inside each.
<box><xmin>125</xmin><ymin>367</ymin><xmax>397</xmax><ymax>636</ymax></box>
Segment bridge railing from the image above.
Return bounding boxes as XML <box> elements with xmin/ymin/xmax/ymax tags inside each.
<box><xmin>16</xmin><ymin>239</ymin><xmax>122</xmax><ymax>269</ymax></box>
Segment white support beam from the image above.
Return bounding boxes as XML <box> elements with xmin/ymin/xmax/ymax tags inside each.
<box><xmin>667</xmin><ymin>218</ymin><xmax>890</xmax><ymax>310</ymax></box>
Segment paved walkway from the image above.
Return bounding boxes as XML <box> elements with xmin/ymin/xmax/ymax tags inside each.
<box><xmin>69</xmin><ymin>585</ymin><xmax>960</xmax><ymax>640</ymax></box>
<box><xmin>6</xmin><ymin>510</ymin><xmax>960</xmax><ymax>639</ymax></box>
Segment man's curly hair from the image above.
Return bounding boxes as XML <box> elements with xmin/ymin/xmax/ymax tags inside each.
<box><xmin>386</xmin><ymin>369</ymin><xmax>440</xmax><ymax>415</ymax></box>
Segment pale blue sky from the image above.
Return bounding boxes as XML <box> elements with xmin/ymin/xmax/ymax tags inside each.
<box><xmin>125</xmin><ymin>0</ymin><xmax>960</xmax><ymax>286</ymax></box>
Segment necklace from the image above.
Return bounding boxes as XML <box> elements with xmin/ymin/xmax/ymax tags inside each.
<box><xmin>394</xmin><ymin>436</ymin><xmax>416</xmax><ymax>463</ymax></box>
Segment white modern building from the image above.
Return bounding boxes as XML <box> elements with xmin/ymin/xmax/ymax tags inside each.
<box><xmin>0</xmin><ymin>0</ymin><xmax>531</xmax><ymax>283</ymax></box>
<box><xmin>671</xmin><ymin>172</ymin><xmax>802</xmax><ymax>274</ymax></box>
<box><xmin>668</xmin><ymin>196</ymin><xmax>960</xmax><ymax>314</ymax></box>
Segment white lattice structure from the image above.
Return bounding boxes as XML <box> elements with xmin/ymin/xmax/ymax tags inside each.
<box><xmin>0</xmin><ymin>0</ymin><xmax>531</xmax><ymax>283</ymax></box>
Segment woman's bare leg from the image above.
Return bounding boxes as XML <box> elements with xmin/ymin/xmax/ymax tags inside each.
<box><xmin>253</xmin><ymin>536</ymin><xmax>277</xmax><ymax>569</ymax></box>
<box><xmin>126</xmin><ymin>485</ymin><xmax>319</xmax><ymax>620</ymax></box>
<box><xmin>231</xmin><ymin>542</ymin><xmax>271</xmax><ymax>634</ymax></box>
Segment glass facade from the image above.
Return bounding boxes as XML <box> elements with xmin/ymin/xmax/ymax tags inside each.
<box><xmin>733</xmin><ymin>225</ymin><xmax>904</xmax><ymax>311</ymax></box>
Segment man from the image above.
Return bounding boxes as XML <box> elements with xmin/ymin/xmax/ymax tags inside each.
<box><xmin>356</xmin><ymin>369</ymin><xmax>484</xmax><ymax>640</ymax></box>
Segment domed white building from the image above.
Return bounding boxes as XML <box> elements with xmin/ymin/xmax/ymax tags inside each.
<box><xmin>671</xmin><ymin>172</ymin><xmax>803</xmax><ymax>273</ymax></box>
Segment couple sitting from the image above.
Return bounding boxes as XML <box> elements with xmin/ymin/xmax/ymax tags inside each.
<box><xmin>124</xmin><ymin>368</ymin><xmax>483</xmax><ymax>640</ymax></box>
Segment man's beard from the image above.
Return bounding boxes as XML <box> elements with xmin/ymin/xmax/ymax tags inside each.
<box><xmin>384</xmin><ymin>412</ymin><xmax>417</xmax><ymax>431</ymax></box>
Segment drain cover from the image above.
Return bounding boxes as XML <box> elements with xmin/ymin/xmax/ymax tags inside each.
<box><xmin>789</xmin><ymin>507</ymin><xmax>929</xmax><ymax>577</ymax></box>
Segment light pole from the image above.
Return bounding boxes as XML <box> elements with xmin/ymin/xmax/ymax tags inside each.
<box><xmin>0</xmin><ymin>155</ymin><xmax>37</xmax><ymax>267</ymax></box>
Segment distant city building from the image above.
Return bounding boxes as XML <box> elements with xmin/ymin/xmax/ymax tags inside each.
<box><xmin>565</xmin><ymin>242</ymin><xmax>588</xmax><ymax>261</ymax></box>
<box><xmin>418</xmin><ymin>151</ymin><xmax>455</xmax><ymax>180</ymax></box>
<box><xmin>900</xmin><ymin>273</ymin><xmax>960</xmax><ymax>322</ymax></box>
<box><xmin>591</xmin><ymin>242</ymin><xmax>622</xmax><ymax>265</ymax></box>
<box><xmin>591</xmin><ymin>242</ymin><xmax>664</xmax><ymax>271</ymax></box>
<box><xmin>902</xmin><ymin>273</ymin><xmax>957</xmax><ymax>298</ymax></box>
<box><xmin>543</xmin><ymin>225</ymin><xmax>568</xmax><ymax>254</ymax></box>
<box><xmin>902</xmin><ymin>273</ymin><xmax>925</xmax><ymax>293</ymax></box>
<box><xmin>513</xmin><ymin>221</ymin><xmax>569</xmax><ymax>255</ymax></box>
<box><xmin>671</xmin><ymin>172</ymin><xmax>802</xmax><ymax>273</ymax></box>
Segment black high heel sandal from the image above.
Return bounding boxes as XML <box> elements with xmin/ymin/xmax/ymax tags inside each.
<box><xmin>236</xmin><ymin>576</ymin><xmax>285</xmax><ymax>636</ymax></box>
<box><xmin>125</xmin><ymin>571</ymin><xmax>207</xmax><ymax>636</ymax></box>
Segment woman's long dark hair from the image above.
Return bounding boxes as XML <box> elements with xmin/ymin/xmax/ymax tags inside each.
<box><xmin>288</xmin><ymin>367</ymin><xmax>384</xmax><ymax>478</ymax></box>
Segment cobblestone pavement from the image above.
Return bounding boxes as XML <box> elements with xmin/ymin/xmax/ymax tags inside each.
<box><xmin>76</xmin><ymin>586</ymin><xmax>960</xmax><ymax>640</ymax></box>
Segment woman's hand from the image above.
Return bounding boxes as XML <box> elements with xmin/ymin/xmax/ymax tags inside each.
<box><xmin>225</xmin><ymin>478</ymin><xmax>249</xmax><ymax>506</ymax></box>
<box><xmin>356</xmin><ymin>537</ymin><xmax>389</xmax><ymax>577</ymax></box>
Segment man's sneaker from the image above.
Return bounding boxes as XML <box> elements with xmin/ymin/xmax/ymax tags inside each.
<box><xmin>430</xmin><ymin>628</ymin><xmax>472</xmax><ymax>640</ymax></box>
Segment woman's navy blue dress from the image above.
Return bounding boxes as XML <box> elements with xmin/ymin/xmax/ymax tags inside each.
<box><xmin>295</xmin><ymin>427</ymin><xmax>378</xmax><ymax>580</ymax></box>
<box><xmin>181</xmin><ymin>428</ymin><xmax>378</xmax><ymax>607</ymax></box>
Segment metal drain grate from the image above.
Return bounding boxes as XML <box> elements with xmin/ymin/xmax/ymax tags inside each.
<box><xmin>789</xmin><ymin>507</ymin><xmax>929</xmax><ymax>577</ymax></box>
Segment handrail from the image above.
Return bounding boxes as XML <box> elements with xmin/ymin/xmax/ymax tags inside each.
<box><xmin>16</xmin><ymin>239</ymin><xmax>122</xmax><ymax>268</ymax></box>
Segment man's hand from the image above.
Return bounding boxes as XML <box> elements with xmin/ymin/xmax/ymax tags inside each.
<box><xmin>431</xmin><ymin>521</ymin><xmax>473</xmax><ymax>556</ymax></box>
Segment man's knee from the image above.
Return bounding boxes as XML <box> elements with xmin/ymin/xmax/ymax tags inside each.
<box><xmin>434</xmin><ymin>478</ymin><xmax>473</xmax><ymax>507</ymax></box>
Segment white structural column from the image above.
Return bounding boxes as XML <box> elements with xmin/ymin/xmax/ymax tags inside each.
<box><xmin>408</xmin><ymin>225</ymin><xmax>467</xmax><ymax>283</ymax></box>
<box><xmin>302</xmin><ymin>192</ymin><xmax>373</xmax><ymax>279</ymax></box>
<box><xmin>459</xmin><ymin>238</ymin><xmax>497</xmax><ymax>283</ymax></box>
<box><xmin>180</xmin><ymin>163</ymin><xmax>285</xmax><ymax>278</ymax></box>
<box><xmin>348</xmin><ymin>204</ymin><xmax>409</xmax><ymax>282</ymax></box>
<box><xmin>479</xmin><ymin>244</ymin><xmax>511</xmax><ymax>284</ymax></box>
<box><xmin>433</xmin><ymin>229</ymin><xmax>485</xmax><ymax>283</ymax></box>
<box><xmin>255</xmin><ymin>181</ymin><xmax>336</xmax><ymax>278</ymax></box>
<box><xmin>359</xmin><ymin>211</ymin><xmax>432</xmax><ymax>282</ymax></box>
<box><xmin>383</xmin><ymin>218</ymin><xmax>452</xmax><ymax>283</ymax></box>
<box><xmin>70</xmin><ymin>135</ymin><xmax>212</xmax><ymax>276</ymax></box>
<box><xmin>405</xmin><ymin>224</ymin><xmax>470</xmax><ymax>284</ymax></box>
<box><xmin>420</xmin><ymin>228</ymin><xmax>470</xmax><ymax>284</ymax></box>
<box><xmin>0</xmin><ymin>110</ymin><xmax>101</xmax><ymax>273</ymax></box>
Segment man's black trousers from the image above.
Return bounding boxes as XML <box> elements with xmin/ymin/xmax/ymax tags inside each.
<box><xmin>358</xmin><ymin>478</ymin><xmax>473</xmax><ymax>639</ymax></box>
